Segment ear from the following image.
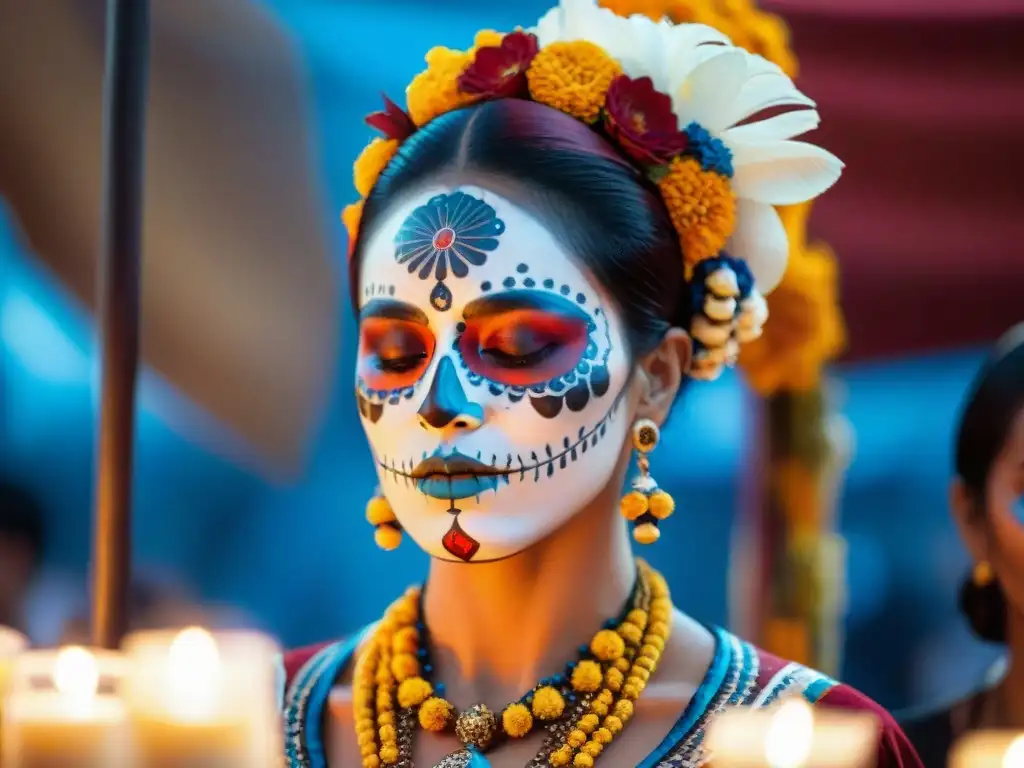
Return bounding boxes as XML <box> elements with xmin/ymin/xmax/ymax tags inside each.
<box><xmin>950</xmin><ymin>477</ymin><xmax>989</xmax><ymax>563</ymax></box>
<box><xmin>634</xmin><ymin>328</ymin><xmax>692</xmax><ymax>426</ymax></box>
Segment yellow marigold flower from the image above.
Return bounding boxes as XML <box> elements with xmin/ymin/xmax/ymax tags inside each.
<box><xmin>571</xmin><ymin>660</ymin><xmax>604</xmax><ymax>693</ymax></box>
<box><xmin>625</xmin><ymin>609</ymin><xmax>647</xmax><ymax>628</ymax></box>
<box><xmin>389</xmin><ymin>652</ymin><xmax>419</xmax><ymax>682</ymax></box>
<box><xmin>342</xmin><ymin>201</ymin><xmax>363</xmax><ymax>247</ymax></box>
<box><xmin>354</xmin><ymin>138</ymin><xmax>399</xmax><ymax>198</ymax></box>
<box><xmin>397</xmin><ymin>676</ymin><xmax>433</xmax><ymax>709</ymax></box>
<box><xmin>742</xmin><ymin>10</ymin><xmax>798</xmax><ymax>79</ymax></box>
<box><xmin>549</xmin><ymin>746</ymin><xmax>573</xmax><ymax>766</ymax></box>
<box><xmin>532</xmin><ymin>685</ymin><xmax>566</xmax><ymax>720</ymax></box>
<box><xmin>378</xmin><ymin>724</ymin><xmax>396</xmax><ymax>743</ymax></box>
<box><xmin>380</xmin><ymin>744</ymin><xmax>400</xmax><ymax>765</ymax></box>
<box><xmin>603</xmin><ymin>715</ymin><xmax>623</xmax><ymax>734</ymax></box>
<box><xmin>656</xmin><ymin>156</ymin><xmax>737</xmax><ymax>267</ymax></box>
<box><xmin>391</xmin><ymin>626</ymin><xmax>418</xmax><ymax>655</ymax></box>
<box><xmin>389</xmin><ymin>594</ymin><xmax>419</xmax><ymax>625</ymax></box>
<box><xmin>738</xmin><ymin>240</ymin><xmax>845</xmax><ymax>396</ymax></box>
<box><xmin>406</xmin><ymin>49</ymin><xmax>479</xmax><ymax>126</ymax></box>
<box><xmin>579</xmin><ymin>713</ymin><xmax>600</xmax><ymax>733</ymax></box>
<box><xmin>365</xmin><ymin>496</ymin><xmax>396</xmax><ymax>526</ymax></box>
<box><xmin>526</xmin><ymin>41</ymin><xmax>622</xmax><ymax>124</ymax></box>
<box><xmin>590</xmin><ymin>630</ymin><xmax>626</xmax><ymax>662</ymax></box>
<box><xmin>418</xmin><ymin>697</ymin><xmax>454</xmax><ymax>732</ymax></box>
<box><xmin>363</xmin><ymin>756</ymin><xmax>380</xmax><ymax>768</ymax></box>
<box><xmin>472</xmin><ymin>30</ymin><xmax>504</xmax><ymax>49</ymax></box>
<box><xmin>583</xmin><ymin>742</ymin><xmax>603</xmax><ymax>758</ymax></box>
<box><xmin>574</xmin><ymin>753</ymin><xmax>595</xmax><ymax>767</ymax></box>
<box><xmin>567</xmin><ymin>729</ymin><xmax>588</xmax><ymax>748</ymax></box>
<box><xmin>617</xmin><ymin>622</ymin><xmax>643</xmax><ymax>646</ymax></box>
<box><xmin>647</xmin><ymin>490</ymin><xmax>675</xmax><ymax>520</ymax></box>
<box><xmin>501</xmin><ymin>703</ymin><xmax>534</xmax><ymax>738</ymax></box>
<box><xmin>604</xmin><ymin>666</ymin><xmax>624</xmax><ymax>692</ymax></box>
<box><xmin>619</xmin><ymin>490</ymin><xmax>648</xmax><ymax>521</ymax></box>
<box><xmin>594</xmin><ymin>727</ymin><xmax>613</xmax><ymax>745</ymax></box>
<box><xmin>613</xmin><ymin>699</ymin><xmax>634</xmax><ymax>721</ymax></box>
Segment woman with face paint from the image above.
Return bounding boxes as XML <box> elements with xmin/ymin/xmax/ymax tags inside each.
<box><xmin>901</xmin><ymin>325</ymin><xmax>1024</xmax><ymax>767</ymax></box>
<box><xmin>281</xmin><ymin>2</ymin><xmax>922</xmax><ymax>767</ymax></box>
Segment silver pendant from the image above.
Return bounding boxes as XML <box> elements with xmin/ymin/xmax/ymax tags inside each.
<box><xmin>433</xmin><ymin>748</ymin><xmax>492</xmax><ymax>768</ymax></box>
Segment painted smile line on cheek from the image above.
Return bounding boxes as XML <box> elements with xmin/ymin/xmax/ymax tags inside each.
<box><xmin>376</xmin><ymin>382</ymin><xmax>627</xmax><ymax>495</ymax></box>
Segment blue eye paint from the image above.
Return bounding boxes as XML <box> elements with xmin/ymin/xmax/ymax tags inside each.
<box><xmin>1014</xmin><ymin>495</ymin><xmax>1024</xmax><ymax>525</ymax></box>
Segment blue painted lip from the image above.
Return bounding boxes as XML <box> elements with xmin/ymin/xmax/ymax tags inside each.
<box><xmin>412</xmin><ymin>450</ymin><xmax>503</xmax><ymax>500</ymax></box>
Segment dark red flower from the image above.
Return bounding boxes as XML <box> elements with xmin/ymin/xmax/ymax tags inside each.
<box><xmin>365</xmin><ymin>94</ymin><xmax>416</xmax><ymax>141</ymax></box>
<box><xmin>458</xmin><ymin>31</ymin><xmax>539</xmax><ymax>99</ymax></box>
<box><xmin>603</xmin><ymin>75</ymin><xmax>688</xmax><ymax>166</ymax></box>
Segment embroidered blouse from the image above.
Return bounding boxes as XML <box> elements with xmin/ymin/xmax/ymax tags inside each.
<box><xmin>281</xmin><ymin>626</ymin><xmax>922</xmax><ymax>768</ymax></box>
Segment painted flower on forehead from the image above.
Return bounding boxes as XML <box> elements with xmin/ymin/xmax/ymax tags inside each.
<box><xmin>459</xmin><ymin>31</ymin><xmax>540</xmax><ymax>99</ymax></box>
<box><xmin>603</xmin><ymin>75</ymin><xmax>688</xmax><ymax>165</ymax></box>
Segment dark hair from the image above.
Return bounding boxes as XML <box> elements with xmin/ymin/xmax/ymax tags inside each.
<box><xmin>956</xmin><ymin>326</ymin><xmax>1024</xmax><ymax>643</ymax></box>
<box><xmin>352</xmin><ymin>99</ymin><xmax>691</xmax><ymax>358</ymax></box>
<box><xmin>0</xmin><ymin>480</ymin><xmax>45</xmax><ymax>566</ymax></box>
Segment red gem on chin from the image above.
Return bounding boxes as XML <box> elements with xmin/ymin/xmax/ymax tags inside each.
<box><xmin>442</xmin><ymin>522</ymin><xmax>480</xmax><ymax>561</ymax></box>
<box><xmin>433</xmin><ymin>227</ymin><xmax>455</xmax><ymax>250</ymax></box>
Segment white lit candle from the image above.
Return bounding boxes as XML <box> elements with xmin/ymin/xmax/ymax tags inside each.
<box><xmin>122</xmin><ymin>626</ymin><xmax>281</xmax><ymax>768</ymax></box>
<box><xmin>705</xmin><ymin>699</ymin><xmax>880</xmax><ymax>768</ymax></box>
<box><xmin>0</xmin><ymin>646</ymin><xmax>127</xmax><ymax>768</ymax></box>
<box><xmin>0</xmin><ymin>627</ymin><xmax>27</xmax><ymax>696</ymax></box>
<box><xmin>949</xmin><ymin>731</ymin><xmax>1024</xmax><ymax>768</ymax></box>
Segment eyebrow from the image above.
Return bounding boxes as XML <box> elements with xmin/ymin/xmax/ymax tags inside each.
<box><xmin>359</xmin><ymin>299</ymin><xmax>429</xmax><ymax>325</ymax></box>
<box><xmin>462</xmin><ymin>289</ymin><xmax>588</xmax><ymax>322</ymax></box>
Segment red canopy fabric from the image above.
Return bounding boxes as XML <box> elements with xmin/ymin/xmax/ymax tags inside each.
<box><xmin>764</xmin><ymin>0</ymin><xmax>1024</xmax><ymax>361</ymax></box>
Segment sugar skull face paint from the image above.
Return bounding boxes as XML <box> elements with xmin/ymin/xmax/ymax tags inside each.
<box><xmin>356</xmin><ymin>185</ymin><xmax>632</xmax><ymax>562</ymax></box>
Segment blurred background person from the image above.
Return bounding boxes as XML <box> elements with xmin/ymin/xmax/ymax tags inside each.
<box><xmin>901</xmin><ymin>325</ymin><xmax>1024</xmax><ymax>764</ymax></box>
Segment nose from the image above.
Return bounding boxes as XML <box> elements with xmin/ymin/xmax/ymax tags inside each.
<box><xmin>417</xmin><ymin>356</ymin><xmax>484</xmax><ymax>433</ymax></box>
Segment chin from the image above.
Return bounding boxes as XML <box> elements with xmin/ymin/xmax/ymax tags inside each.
<box><xmin>402</xmin><ymin>507</ymin><xmax>565</xmax><ymax>564</ymax></box>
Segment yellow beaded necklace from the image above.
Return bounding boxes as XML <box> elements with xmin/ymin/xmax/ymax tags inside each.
<box><xmin>351</xmin><ymin>559</ymin><xmax>672</xmax><ymax>768</ymax></box>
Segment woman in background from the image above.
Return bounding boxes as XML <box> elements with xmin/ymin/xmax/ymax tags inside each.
<box><xmin>902</xmin><ymin>324</ymin><xmax>1024</xmax><ymax>765</ymax></box>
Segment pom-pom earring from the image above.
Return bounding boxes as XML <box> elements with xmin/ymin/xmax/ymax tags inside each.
<box><xmin>620</xmin><ymin>418</ymin><xmax>675</xmax><ymax>544</ymax></box>
<box><xmin>365</xmin><ymin>487</ymin><xmax>402</xmax><ymax>551</ymax></box>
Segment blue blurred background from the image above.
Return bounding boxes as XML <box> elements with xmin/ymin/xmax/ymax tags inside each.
<box><xmin>0</xmin><ymin>0</ymin><xmax>1016</xmax><ymax>714</ymax></box>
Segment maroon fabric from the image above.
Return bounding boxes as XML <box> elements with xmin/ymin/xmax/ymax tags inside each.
<box><xmin>819</xmin><ymin>684</ymin><xmax>925</xmax><ymax>768</ymax></box>
<box><xmin>284</xmin><ymin>642</ymin><xmax>333</xmax><ymax>689</ymax></box>
<box><xmin>762</xmin><ymin>1</ymin><xmax>1024</xmax><ymax>361</ymax></box>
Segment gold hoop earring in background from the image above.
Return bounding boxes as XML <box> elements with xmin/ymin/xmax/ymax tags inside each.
<box><xmin>974</xmin><ymin>560</ymin><xmax>995</xmax><ymax>587</ymax></box>
<box><xmin>365</xmin><ymin>487</ymin><xmax>403</xmax><ymax>551</ymax></box>
<box><xmin>620</xmin><ymin>418</ymin><xmax>676</xmax><ymax>544</ymax></box>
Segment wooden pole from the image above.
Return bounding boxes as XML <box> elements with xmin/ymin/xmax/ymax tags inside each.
<box><xmin>90</xmin><ymin>0</ymin><xmax>150</xmax><ymax>650</ymax></box>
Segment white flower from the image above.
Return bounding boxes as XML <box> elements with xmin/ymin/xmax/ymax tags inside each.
<box><xmin>670</xmin><ymin>47</ymin><xmax>842</xmax><ymax>293</ymax></box>
<box><xmin>529</xmin><ymin>0</ymin><xmax>843</xmax><ymax>297</ymax></box>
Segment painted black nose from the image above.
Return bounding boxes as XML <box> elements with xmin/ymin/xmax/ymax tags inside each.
<box><xmin>417</xmin><ymin>356</ymin><xmax>483</xmax><ymax>432</ymax></box>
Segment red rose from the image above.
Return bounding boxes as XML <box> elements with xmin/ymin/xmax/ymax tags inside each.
<box><xmin>603</xmin><ymin>75</ymin><xmax>687</xmax><ymax>166</ymax></box>
<box><xmin>458</xmin><ymin>31</ymin><xmax>539</xmax><ymax>99</ymax></box>
<box><xmin>365</xmin><ymin>94</ymin><xmax>416</xmax><ymax>141</ymax></box>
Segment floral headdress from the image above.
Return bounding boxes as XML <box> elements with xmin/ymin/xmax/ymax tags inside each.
<box><xmin>344</xmin><ymin>0</ymin><xmax>842</xmax><ymax>381</ymax></box>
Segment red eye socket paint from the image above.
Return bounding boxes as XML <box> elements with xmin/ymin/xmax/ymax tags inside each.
<box><xmin>460</xmin><ymin>309</ymin><xmax>590</xmax><ymax>387</ymax></box>
<box><xmin>358</xmin><ymin>318</ymin><xmax>436</xmax><ymax>390</ymax></box>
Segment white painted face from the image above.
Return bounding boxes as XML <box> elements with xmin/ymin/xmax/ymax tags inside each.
<box><xmin>355</xmin><ymin>185</ymin><xmax>632</xmax><ymax>563</ymax></box>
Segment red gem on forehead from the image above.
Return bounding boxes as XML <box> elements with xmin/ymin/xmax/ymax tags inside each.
<box><xmin>442</xmin><ymin>522</ymin><xmax>479</xmax><ymax>561</ymax></box>
<box><xmin>432</xmin><ymin>227</ymin><xmax>456</xmax><ymax>250</ymax></box>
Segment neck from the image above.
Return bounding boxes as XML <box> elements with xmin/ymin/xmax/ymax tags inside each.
<box><xmin>422</xmin><ymin>485</ymin><xmax>636</xmax><ymax>708</ymax></box>
<box><xmin>992</xmin><ymin>612</ymin><xmax>1024</xmax><ymax>727</ymax></box>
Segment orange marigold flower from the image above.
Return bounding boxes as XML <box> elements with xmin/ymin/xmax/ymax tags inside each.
<box><xmin>342</xmin><ymin>201</ymin><xmax>363</xmax><ymax>254</ymax></box>
<box><xmin>526</xmin><ymin>41</ymin><xmax>622</xmax><ymax>124</ymax></box>
<box><xmin>354</xmin><ymin>138</ymin><xmax>399</xmax><ymax>198</ymax></box>
<box><xmin>405</xmin><ymin>31</ymin><xmax>504</xmax><ymax>127</ymax></box>
<box><xmin>738</xmin><ymin>240</ymin><xmax>845</xmax><ymax>395</ymax></box>
<box><xmin>656</xmin><ymin>156</ymin><xmax>736</xmax><ymax>266</ymax></box>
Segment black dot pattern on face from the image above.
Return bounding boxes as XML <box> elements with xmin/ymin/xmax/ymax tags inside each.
<box><xmin>543</xmin><ymin>279</ymin><xmax>554</xmax><ymax>289</ymax></box>
<box><xmin>524</xmin><ymin>278</ymin><xmax>535</xmax><ymax>288</ymax></box>
<box><xmin>481</xmin><ymin>281</ymin><xmax>492</xmax><ymax>292</ymax></box>
<box><xmin>502</xmin><ymin>276</ymin><xmax>516</xmax><ymax>288</ymax></box>
<box><xmin>516</xmin><ymin>263</ymin><xmax>529</xmax><ymax>274</ymax></box>
<box><xmin>363</xmin><ymin>283</ymin><xmax>396</xmax><ymax>299</ymax></box>
<box><xmin>560</xmin><ymin>285</ymin><xmax>570</xmax><ymax>296</ymax></box>
<box><xmin>576</xmin><ymin>293</ymin><xmax>586</xmax><ymax>305</ymax></box>
<box><xmin>356</xmin><ymin>378</ymin><xmax>416</xmax><ymax>424</ymax></box>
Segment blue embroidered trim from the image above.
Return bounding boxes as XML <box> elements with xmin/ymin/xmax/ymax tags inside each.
<box><xmin>803</xmin><ymin>674</ymin><xmax>838</xmax><ymax>704</ymax></box>
<box><xmin>637</xmin><ymin>626</ymin><xmax>732</xmax><ymax>768</ymax></box>
<box><xmin>283</xmin><ymin>629</ymin><xmax>367</xmax><ymax>768</ymax></box>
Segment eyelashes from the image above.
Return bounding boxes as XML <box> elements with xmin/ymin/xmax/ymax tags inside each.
<box><xmin>479</xmin><ymin>342</ymin><xmax>559</xmax><ymax>369</ymax></box>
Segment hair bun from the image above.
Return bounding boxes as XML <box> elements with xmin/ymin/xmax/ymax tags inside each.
<box><xmin>959</xmin><ymin>571</ymin><xmax>1007</xmax><ymax>643</ymax></box>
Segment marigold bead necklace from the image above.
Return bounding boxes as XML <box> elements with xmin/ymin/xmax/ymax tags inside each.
<box><xmin>351</xmin><ymin>559</ymin><xmax>672</xmax><ymax>768</ymax></box>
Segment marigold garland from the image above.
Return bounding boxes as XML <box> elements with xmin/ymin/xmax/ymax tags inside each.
<box><xmin>354</xmin><ymin>138</ymin><xmax>399</xmax><ymax>198</ymax></box>
<box><xmin>525</xmin><ymin>41</ymin><xmax>623</xmax><ymax>124</ymax></box>
<box><xmin>350</xmin><ymin>560</ymin><xmax>672</xmax><ymax>767</ymax></box>
<box><xmin>406</xmin><ymin>31</ymin><xmax>505</xmax><ymax>126</ymax></box>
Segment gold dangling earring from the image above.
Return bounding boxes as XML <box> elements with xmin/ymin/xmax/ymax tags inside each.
<box><xmin>620</xmin><ymin>418</ymin><xmax>675</xmax><ymax>545</ymax></box>
<box><xmin>974</xmin><ymin>560</ymin><xmax>995</xmax><ymax>587</ymax></box>
<box><xmin>365</xmin><ymin>487</ymin><xmax>402</xmax><ymax>551</ymax></box>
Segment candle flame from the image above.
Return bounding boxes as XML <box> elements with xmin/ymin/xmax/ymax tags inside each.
<box><xmin>765</xmin><ymin>699</ymin><xmax>814</xmax><ymax>768</ymax></box>
<box><xmin>53</xmin><ymin>646</ymin><xmax>99</xmax><ymax>699</ymax></box>
<box><xmin>166</xmin><ymin>627</ymin><xmax>222</xmax><ymax>721</ymax></box>
<box><xmin>1004</xmin><ymin>736</ymin><xmax>1024</xmax><ymax>768</ymax></box>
